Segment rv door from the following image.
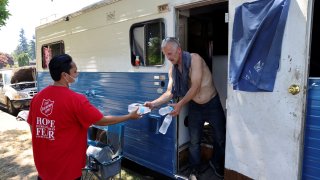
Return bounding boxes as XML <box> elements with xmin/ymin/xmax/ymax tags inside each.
<box><xmin>225</xmin><ymin>0</ymin><xmax>312</xmax><ymax>179</ymax></box>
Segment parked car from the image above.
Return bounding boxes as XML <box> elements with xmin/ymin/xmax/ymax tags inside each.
<box><xmin>0</xmin><ymin>67</ymin><xmax>37</xmax><ymax>115</ymax></box>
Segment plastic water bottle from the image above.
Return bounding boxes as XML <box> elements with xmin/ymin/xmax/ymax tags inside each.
<box><xmin>158</xmin><ymin>106</ymin><xmax>173</xmax><ymax>116</ymax></box>
<box><xmin>128</xmin><ymin>103</ymin><xmax>151</xmax><ymax>114</ymax></box>
<box><xmin>159</xmin><ymin>115</ymin><xmax>172</xmax><ymax>134</ymax></box>
<box><xmin>138</xmin><ymin>105</ymin><xmax>151</xmax><ymax>114</ymax></box>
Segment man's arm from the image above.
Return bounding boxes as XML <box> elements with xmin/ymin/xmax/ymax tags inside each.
<box><xmin>170</xmin><ymin>53</ymin><xmax>202</xmax><ymax>116</ymax></box>
<box><xmin>145</xmin><ymin>65</ymin><xmax>174</xmax><ymax>109</ymax></box>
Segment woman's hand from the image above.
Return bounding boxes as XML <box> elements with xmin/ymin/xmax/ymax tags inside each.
<box><xmin>128</xmin><ymin>108</ymin><xmax>142</xmax><ymax>119</ymax></box>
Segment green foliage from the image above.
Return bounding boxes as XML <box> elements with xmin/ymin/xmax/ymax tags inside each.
<box><xmin>0</xmin><ymin>0</ymin><xmax>10</xmax><ymax>28</ymax></box>
<box><xmin>16</xmin><ymin>28</ymin><xmax>29</xmax><ymax>55</ymax></box>
<box><xmin>147</xmin><ymin>37</ymin><xmax>163</xmax><ymax>65</ymax></box>
<box><xmin>16</xmin><ymin>53</ymin><xmax>30</xmax><ymax>67</ymax></box>
<box><xmin>28</xmin><ymin>35</ymin><xmax>36</xmax><ymax>60</ymax></box>
<box><xmin>12</xmin><ymin>28</ymin><xmax>35</xmax><ymax>66</ymax></box>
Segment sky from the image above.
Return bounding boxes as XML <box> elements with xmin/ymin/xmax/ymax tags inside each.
<box><xmin>0</xmin><ymin>0</ymin><xmax>101</xmax><ymax>54</ymax></box>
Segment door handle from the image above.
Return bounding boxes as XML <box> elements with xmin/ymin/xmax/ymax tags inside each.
<box><xmin>288</xmin><ymin>84</ymin><xmax>300</xmax><ymax>95</ymax></box>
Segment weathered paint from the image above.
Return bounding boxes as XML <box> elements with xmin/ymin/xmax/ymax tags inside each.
<box><xmin>226</xmin><ymin>0</ymin><xmax>312</xmax><ymax>179</ymax></box>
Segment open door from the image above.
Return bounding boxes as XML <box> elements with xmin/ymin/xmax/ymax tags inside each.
<box><xmin>175</xmin><ymin>1</ymin><xmax>229</xmax><ymax>178</ymax></box>
<box><xmin>225</xmin><ymin>0</ymin><xmax>312</xmax><ymax>179</ymax></box>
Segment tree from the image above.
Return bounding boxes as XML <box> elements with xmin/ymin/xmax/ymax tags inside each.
<box><xmin>28</xmin><ymin>35</ymin><xmax>36</xmax><ymax>60</ymax></box>
<box><xmin>15</xmin><ymin>28</ymin><xmax>29</xmax><ymax>55</ymax></box>
<box><xmin>0</xmin><ymin>0</ymin><xmax>10</xmax><ymax>29</ymax></box>
<box><xmin>0</xmin><ymin>52</ymin><xmax>14</xmax><ymax>68</ymax></box>
<box><xmin>147</xmin><ymin>37</ymin><xmax>162</xmax><ymax>65</ymax></box>
<box><xmin>13</xmin><ymin>28</ymin><xmax>32</xmax><ymax>67</ymax></box>
<box><xmin>16</xmin><ymin>53</ymin><xmax>29</xmax><ymax>67</ymax></box>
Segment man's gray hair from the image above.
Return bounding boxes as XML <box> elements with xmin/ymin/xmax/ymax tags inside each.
<box><xmin>161</xmin><ymin>37</ymin><xmax>180</xmax><ymax>49</ymax></box>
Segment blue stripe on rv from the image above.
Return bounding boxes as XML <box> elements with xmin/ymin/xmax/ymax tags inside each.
<box><xmin>302</xmin><ymin>78</ymin><xmax>320</xmax><ymax>179</ymax></box>
<box><xmin>37</xmin><ymin>72</ymin><xmax>177</xmax><ymax>178</ymax></box>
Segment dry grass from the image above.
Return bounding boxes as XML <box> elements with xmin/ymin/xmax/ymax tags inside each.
<box><xmin>0</xmin><ymin>129</ymin><xmax>37</xmax><ymax>180</ymax></box>
<box><xmin>0</xmin><ymin>127</ymin><xmax>153</xmax><ymax>180</ymax></box>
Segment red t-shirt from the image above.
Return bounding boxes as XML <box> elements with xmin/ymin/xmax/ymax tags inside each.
<box><xmin>27</xmin><ymin>86</ymin><xmax>103</xmax><ymax>180</ymax></box>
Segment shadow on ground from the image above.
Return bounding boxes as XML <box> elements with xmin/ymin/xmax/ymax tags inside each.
<box><xmin>0</xmin><ymin>129</ymin><xmax>37</xmax><ymax>180</ymax></box>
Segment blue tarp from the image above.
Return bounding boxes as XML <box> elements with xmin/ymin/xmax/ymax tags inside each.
<box><xmin>229</xmin><ymin>0</ymin><xmax>290</xmax><ymax>92</ymax></box>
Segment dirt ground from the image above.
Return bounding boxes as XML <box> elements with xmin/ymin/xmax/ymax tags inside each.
<box><xmin>0</xmin><ymin>129</ymin><xmax>37</xmax><ymax>179</ymax></box>
<box><xmin>0</xmin><ymin>128</ymin><xmax>37</xmax><ymax>180</ymax></box>
<box><xmin>0</xmin><ymin>128</ymin><xmax>147</xmax><ymax>180</ymax></box>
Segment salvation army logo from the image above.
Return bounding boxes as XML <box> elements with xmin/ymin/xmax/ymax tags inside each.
<box><xmin>40</xmin><ymin>99</ymin><xmax>54</xmax><ymax>117</ymax></box>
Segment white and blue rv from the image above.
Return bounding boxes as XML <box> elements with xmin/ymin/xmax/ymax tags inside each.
<box><xmin>35</xmin><ymin>0</ymin><xmax>319</xmax><ymax>179</ymax></box>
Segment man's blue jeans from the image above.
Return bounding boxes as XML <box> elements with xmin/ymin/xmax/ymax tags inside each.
<box><xmin>188</xmin><ymin>95</ymin><xmax>226</xmax><ymax>171</ymax></box>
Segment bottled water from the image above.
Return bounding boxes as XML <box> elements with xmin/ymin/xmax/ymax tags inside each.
<box><xmin>159</xmin><ymin>115</ymin><xmax>172</xmax><ymax>134</ymax></box>
<box><xmin>158</xmin><ymin>106</ymin><xmax>173</xmax><ymax>116</ymax></box>
<box><xmin>138</xmin><ymin>105</ymin><xmax>151</xmax><ymax>114</ymax></box>
<box><xmin>128</xmin><ymin>103</ymin><xmax>151</xmax><ymax>114</ymax></box>
<box><xmin>128</xmin><ymin>103</ymin><xmax>139</xmax><ymax>112</ymax></box>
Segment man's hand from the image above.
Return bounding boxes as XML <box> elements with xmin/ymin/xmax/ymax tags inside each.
<box><xmin>168</xmin><ymin>103</ymin><xmax>181</xmax><ymax>117</ymax></box>
<box><xmin>128</xmin><ymin>108</ymin><xmax>142</xmax><ymax>120</ymax></box>
<box><xmin>144</xmin><ymin>101</ymin><xmax>155</xmax><ymax>110</ymax></box>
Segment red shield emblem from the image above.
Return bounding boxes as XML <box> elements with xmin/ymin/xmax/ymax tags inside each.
<box><xmin>40</xmin><ymin>99</ymin><xmax>54</xmax><ymax>117</ymax></box>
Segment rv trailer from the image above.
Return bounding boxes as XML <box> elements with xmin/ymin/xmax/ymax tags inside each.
<box><xmin>35</xmin><ymin>0</ymin><xmax>319</xmax><ymax>179</ymax></box>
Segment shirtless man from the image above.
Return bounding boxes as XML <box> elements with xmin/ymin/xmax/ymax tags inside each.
<box><xmin>145</xmin><ymin>37</ymin><xmax>226</xmax><ymax>179</ymax></box>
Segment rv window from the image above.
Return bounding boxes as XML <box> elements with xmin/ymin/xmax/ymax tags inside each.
<box><xmin>130</xmin><ymin>19</ymin><xmax>165</xmax><ymax>67</ymax></box>
<box><xmin>41</xmin><ymin>41</ymin><xmax>65</xmax><ymax>69</ymax></box>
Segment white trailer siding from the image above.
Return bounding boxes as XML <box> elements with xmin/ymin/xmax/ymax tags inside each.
<box><xmin>226</xmin><ymin>0</ymin><xmax>312</xmax><ymax>179</ymax></box>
